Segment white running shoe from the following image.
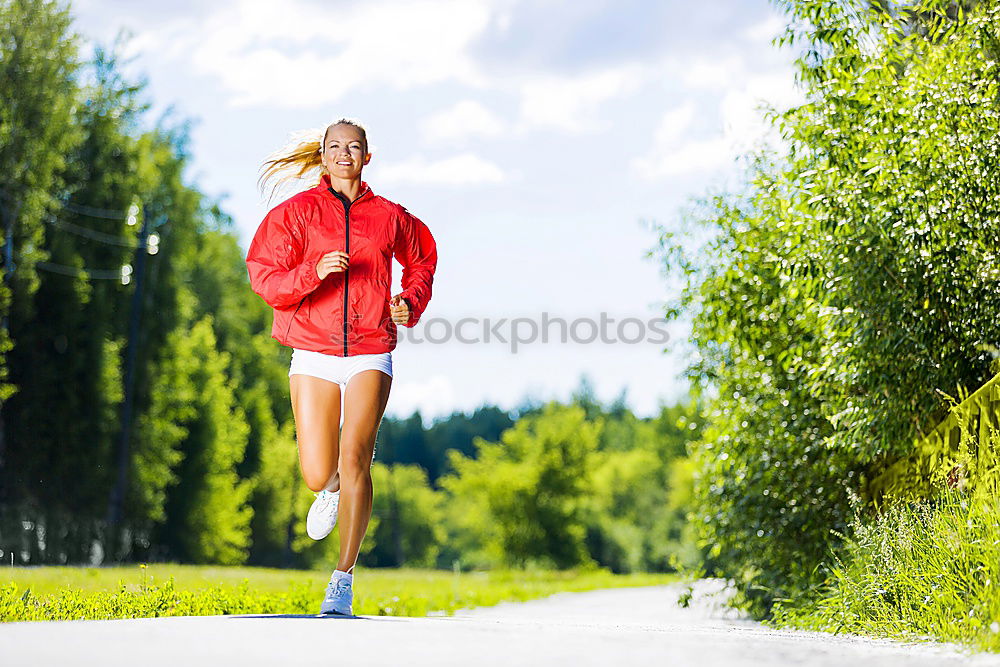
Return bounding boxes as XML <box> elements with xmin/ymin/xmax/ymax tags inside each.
<box><xmin>319</xmin><ymin>574</ymin><xmax>354</xmax><ymax>616</ymax></box>
<box><xmin>306</xmin><ymin>489</ymin><xmax>340</xmax><ymax>540</ymax></box>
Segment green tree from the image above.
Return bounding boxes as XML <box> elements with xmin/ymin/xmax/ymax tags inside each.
<box><xmin>153</xmin><ymin>311</ymin><xmax>252</xmax><ymax>564</ymax></box>
<box><xmin>440</xmin><ymin>402</ymin><xmax>602</xmax><ymax>569</ymax></box>
<box><xmin>581</xmin><ymin>400</ymin><xmax>703</xmax><ymax>573</ymax></box>
<box><xmin>654</xmin><ymin>0</ymin><xmax>1000</xmax><ymax>617</ymax></box>
<box><xmin>362</xmin><ymin>462</ymin><xmax>446</xmax><ymax>568</ymax></box>
<box><xmin>0</xmin><ymin>0</ymin><xmax>84</xmax><ymax>559</ymax></box>
<box><xmin>245</xmin><ymin>380</ymin><xmax>300</xmax><ymax>567</ymax></box>
<box><xmin>0</xmin><ymin>0</ymin><xmax>81</xmax><ymax>400</ymax></box>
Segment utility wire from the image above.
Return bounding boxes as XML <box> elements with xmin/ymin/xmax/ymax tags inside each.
<box><xmin>43</xmin><ymin>214</ymin><xmax>141</xmax><ymax>248</ymax></box>
<box><xmin>1</xmin><ymin>188</ymin><xmax>161</xmax><ymax>281</ymax></box>
<box><xmin>35</xmin><ymin>260</ymin><xmax>123</xmax><ymax>280</ymax></box>
<box><xmin>61</xmin><ymin>200</ymin><xmax>131</xmax><ymax>221</ymax></box>
<box><xmin>0</xmin><ymin>186</ymin><xmax>133</xmax><ymax>221</ymax></box>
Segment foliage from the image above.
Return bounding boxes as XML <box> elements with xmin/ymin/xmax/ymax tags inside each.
<box><xmin>376</xmin><ymin>406</ymin><xmax>515</xmax><ymax>485</ymax></box>
<box><xmin>440</xmin><ymin>402</ymin><xmax>603</xmax><ymax>569</ymax></box>
<box><xmin>582</xmin><ymin>404</ymin><xmax>702</xmax><ymax>573</ymax></box>
<box><xmin>0</xmin><ymin>0</ymin><xmax>82</xmax><ymax>409</ymax></box>
<box><xmin>767</xmin><ymin>384</ymin><xmax>1000</xmax><ymax>651</ymax></box>
<box><xmin>363</xmin><ymin>462</ymin><xmax>447</xmax><ymax>568</ymax></box>
<box><xmin>769</xmin><ymin>479</ymin><xmax>1000</xmax><ymax>653</ymax></box>
<box><xmin>652</xmin><ymin>0</ymin><xmax>1000</xmax><ymax>617</ymax></box>
<box><xmin>153</xmin><ymin>314</ymin><xmax>253</xmax><ymax>564</ymax></box>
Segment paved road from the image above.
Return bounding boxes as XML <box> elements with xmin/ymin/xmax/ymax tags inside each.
<box><xmin>2</xmin><ymin>578</ymin><xmax>998</xmax><ymax>666</ymax></box>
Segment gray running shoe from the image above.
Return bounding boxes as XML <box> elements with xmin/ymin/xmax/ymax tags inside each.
<box><xmin>320</xmin><ymin>575</ymin><xmax>354</xmax><ymax>616</ymax></box>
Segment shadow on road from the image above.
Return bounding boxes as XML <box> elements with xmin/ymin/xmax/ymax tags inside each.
<box><xmin>229</xmin><ymin>614</ymin><xmax>356</xmax><ymax>620</ymax></box>
<box><xmin>228</xmin><ymin>614</ymin><xmax>410</xmax><ymax>622</ymax></box>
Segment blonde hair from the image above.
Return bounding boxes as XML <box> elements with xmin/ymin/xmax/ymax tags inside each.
<box><xmin>258</xmin><ymin>117</ymin><xmax>369</xmax><ymax>202</ymax></box>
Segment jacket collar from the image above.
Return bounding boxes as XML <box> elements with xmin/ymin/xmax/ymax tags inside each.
<box><xmin>318</xmin><ymin>173</ymin><xmax>373</xmax><ymax>203</ymax></box>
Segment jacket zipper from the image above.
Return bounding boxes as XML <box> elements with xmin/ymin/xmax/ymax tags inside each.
<box><xmin>330</xmin><ymin>187</ymin><xmax>353</xmax><ymax>356</ymax></box>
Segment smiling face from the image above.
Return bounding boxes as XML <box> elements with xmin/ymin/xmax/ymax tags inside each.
<box><xmin>320</xmin><ymin>123</ymin><xmax>371</xmax><ymax>179</ymax></box>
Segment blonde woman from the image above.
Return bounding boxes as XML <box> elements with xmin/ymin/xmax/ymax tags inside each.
<box><xmin>246</xmin><ymin>118</ymin><xmax>438</xmax><ymax>616</ymax></box>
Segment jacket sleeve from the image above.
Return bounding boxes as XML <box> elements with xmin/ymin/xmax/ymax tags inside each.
<box><xmin>245</xmin><ymin>203</ymin><xmax>323</xmax><ymax>309</ymax></box>
<box><xmin>393</xmin><ymin>206</ymin><xmax>438</xmax><ymax>327</ymax></box>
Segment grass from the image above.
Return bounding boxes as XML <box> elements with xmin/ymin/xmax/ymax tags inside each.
<box><xmin>766</xmin><ymin>482</ymin><xmax>1000</xmax><ymax>654</ymax></box>
<box><xmin>0</xmin><ymin>564</ymin><xmax>683</xmax><ymax>622</ymax></box>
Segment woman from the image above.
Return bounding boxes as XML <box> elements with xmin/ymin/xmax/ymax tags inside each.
<box><xmin>245</xmin><ymin>118</ymin><xmax>438</xmax><ymax>616</ymax></box>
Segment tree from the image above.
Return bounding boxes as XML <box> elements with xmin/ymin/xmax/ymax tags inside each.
<box><xmin>153</xmin><ymin>312</ymin><xmax>252</xmax><ymax>564</ymax></box>
<box><xmin>362</xmin><ymin>462</ymin><xmax>446</xmax><ymax>568</ymax></box>
<box><xmin>653</xmin><ymin>0</ymin><xmax>1000</xmax><ymax>617</ymax></box>
<box><xmin>440</xmin><ymin>402</ymin><xmax>602</xmax><ymax>569</ymax></box>
<box><xmin>0</xmin><ymin>0</ymin><xmax>83</xmax><ymax>555</ymax></box>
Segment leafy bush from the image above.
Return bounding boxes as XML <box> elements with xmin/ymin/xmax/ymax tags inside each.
<box><xmin>653</xmin><ymin>0</ymin><xmax>1000</xmax><ymax>617</ymax></box>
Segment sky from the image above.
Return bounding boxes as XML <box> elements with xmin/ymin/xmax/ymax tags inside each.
<box><xmin>68</xmin><ymin>0</ymin><xmax>806</xmax><ymax>424</ymax></box>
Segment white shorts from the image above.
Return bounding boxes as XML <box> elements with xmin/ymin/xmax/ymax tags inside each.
<box><xmin>288</xmin><ymin>348</ymin><xmax>393</xmax><ymax>387</ymax></box>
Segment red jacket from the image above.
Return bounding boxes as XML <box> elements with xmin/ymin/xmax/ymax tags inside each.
<box><xmin>245</xmin><ymin>174</ymin><xmax>437</xmax><ymax>356</ymax></box>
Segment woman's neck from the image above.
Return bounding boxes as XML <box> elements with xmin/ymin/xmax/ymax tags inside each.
<box><xmin>327</xmin><ymin>174</ymin><xmax>363</xmax><ymax>202</ymax></box>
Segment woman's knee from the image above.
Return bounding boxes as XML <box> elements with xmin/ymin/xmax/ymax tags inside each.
<box><xmin>302</xmin><ymin>461</ymin><xmax>337</xmax><ymax>492</ymax></box>
<box><xmin>303</xmin><ymin>469</ymin><xmax>333</xmax><ymax>492</ymax></box>
<box><xmin>338</xmin><ymin>450</ymin><xmax>373</xmax><ymax>483</ymax></box>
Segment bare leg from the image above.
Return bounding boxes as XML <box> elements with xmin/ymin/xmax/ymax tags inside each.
<box><xmin>289</xmin><ymin>374</ymin><xmax>343</xmax><ymax>493</ymax></box>
<box><xmin>336</xmin><ymin>369</ymin><xmax>392</xmax><ymax>573</ymax></box>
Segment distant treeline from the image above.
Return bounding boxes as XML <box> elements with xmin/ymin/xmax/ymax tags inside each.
<box><xmin>0</xmin><ymin>0</ymin><xmax>702</xmax><ymax>574</ymax></box>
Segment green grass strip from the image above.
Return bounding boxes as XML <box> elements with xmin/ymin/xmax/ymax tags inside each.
<box><xmin>0</xmin><ymin>565</ymin><xmax>681</xmax><ymax>621</ymax></box>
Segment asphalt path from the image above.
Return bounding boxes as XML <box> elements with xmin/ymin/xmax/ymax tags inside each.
<box><xmin>2</xmin><ymin>578</ymin><xmax>998</xmax><ymax>666</ymax></box>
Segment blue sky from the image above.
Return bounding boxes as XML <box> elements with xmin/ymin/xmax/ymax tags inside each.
<box><xmin>69</xmin><ymin>0</ymin><xmax>805</xmax><ymax>423</ymax></box>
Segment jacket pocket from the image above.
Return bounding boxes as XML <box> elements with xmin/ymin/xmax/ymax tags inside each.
<box><xmin>283</xmin><ymin>296</ymin><xmax>307</xmax><ymax>341</ymax></box>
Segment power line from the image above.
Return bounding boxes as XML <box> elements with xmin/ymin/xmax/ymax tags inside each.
<box><xmin>0</xmin><ymin>187</ymin><xmax>133</xmax><ymax>221</ymax></box>
<box><xmin>35</xmin><ymin>260</ymin><xmax>124</xmax><ymax>280</ymax></box>
<box><xmin>43</xmin><ymin>214</ymin><xmax>140</xmax><ymax>248</ymax></box>
<box><xmin>0</xmin><ymin>189</ymin><xmax>161</xmax><ymax>282</ymax></box>
<box><xmin>61</xmin><ymin>200</ymin><xmax>130</xmax><ymax>221</ymax></box>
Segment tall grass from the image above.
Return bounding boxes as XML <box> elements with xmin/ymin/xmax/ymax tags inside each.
<box><xmin>768</xmin><ymin>453</ymin><xmax>1000</xmax><ymax>652</ymax></box>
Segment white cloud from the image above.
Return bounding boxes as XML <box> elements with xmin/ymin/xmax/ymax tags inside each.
<box><xmin>719</xmin><ymin>71</ymin><xmax>804</xmax><ymax>152</ymax></box>
<box><xmin>516</xmin><ymin>63</ymin><xmax>647</xmax><ymax>133</ymax></box>
<box><xmin>373</xmin><ymin>153</ymin><xmax>507</xmax><ymax>185</ymax></box>
<box><xmin>632</xmin><ymin>60</ymin><xmax>803</xmax><ymax>181</ymax></box>
<box><xmin>422</xmin><ymin>100</ymin><xmax>505</xmax><ymax>143</ymax></box>
<box><xmin>132</xmin><ymin>0</ymin><xmax>496</xmax><ymax>108</ymax></box>
<box><xmin>675</xmin><ymin>54</ymin><xmax>745</xmax><ymax>90</ymax></box>
<box><xmin>633</xmin><ymin>135</ymin><xmax>733</xmax><ymax>180</ymax></box>
<box><xmin>115</xmin><ymin>0</ymin><xmax>653</xmax><ymax>133</ymax></box>
<box><xmin>651</xmin><ymin>101</ymin><xmax>697</xmax><ymax>147</ymax></box>
<box><xmin>633</xmin><ymin>99</ymin><xmax>732</xmax><ymax>179</ymax></box>
<box><xmin>743</xmin><ymin>13</ymin><xmax>787</xmax><ymax>43</ymax></box>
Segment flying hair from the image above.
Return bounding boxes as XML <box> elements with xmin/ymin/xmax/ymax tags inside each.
<box><xmin>257</xmin><ymin>117</ymin><xmax>370</xmax><ymax>203</ymax></box>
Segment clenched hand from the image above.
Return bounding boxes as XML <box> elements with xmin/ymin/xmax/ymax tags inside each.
<box><xmin>389</xmin><ymin>294</ymin><xmax>410</xmax><ymax>325</ymax></box>
<box><xmin>315</xmin><ymin>251</ymin><xmax>349</xmax><ymax>280</ymax></box>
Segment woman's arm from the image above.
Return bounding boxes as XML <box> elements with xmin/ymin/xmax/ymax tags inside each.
<box><xmin>246</xmin><ymin>204</ymin><xmax>324</xmax><ymax>309</ymax></box>
<box><xmin>393</xmin><ymin>206</ymin><xmax>438</xmax><ymax>327</ymax></box>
